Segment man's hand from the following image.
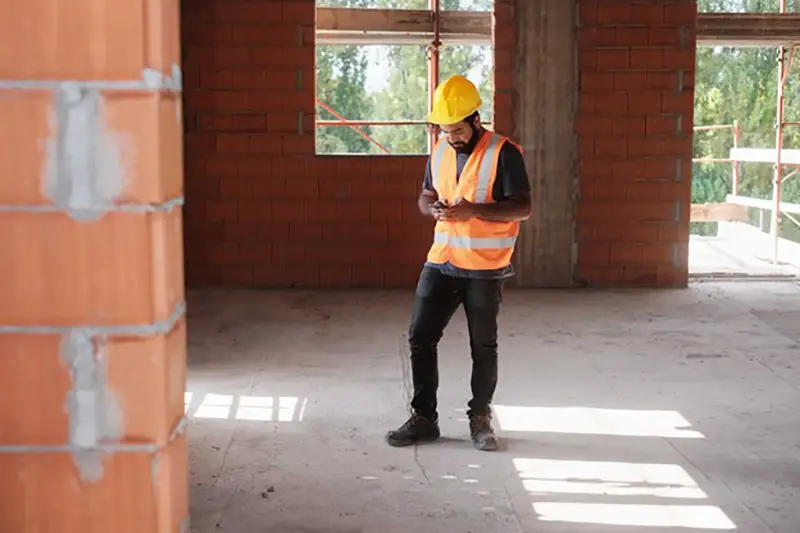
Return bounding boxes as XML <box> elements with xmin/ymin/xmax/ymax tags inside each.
<box><xmin>429</xmin><ymin>199</ymin><xmax>449</xmax><ymax>220</ymax></box>
<box><xmin>440</xmin><ymin>197</ymin><xmax>476</xmax><ymax>221</ymax></box>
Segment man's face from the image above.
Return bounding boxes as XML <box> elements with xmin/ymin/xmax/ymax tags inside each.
<box><xmin>441</xmin><ymin>116</ymin><xmax>479</xmax><ymax>152</ymax></box>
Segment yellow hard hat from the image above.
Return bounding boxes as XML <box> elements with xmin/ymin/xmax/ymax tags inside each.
<box><xmin>427</xmin><ymin>75</ymin><xmax>483</xmax><ymax>125</ymax></box>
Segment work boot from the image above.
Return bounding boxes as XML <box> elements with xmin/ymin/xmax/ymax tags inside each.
<box><xmin>469</xmin><ymin>415</ymin><xmax>498</xmax><ymax>451</ymax></box>
<box><xmin>386</xmin><ymin>413</ymin><xmax>441</xmax><ymax>447</ymax></box>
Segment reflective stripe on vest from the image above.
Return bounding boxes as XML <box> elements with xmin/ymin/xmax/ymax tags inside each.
<box><xmin>474</xmin><ymin>133</ymin><xmax>504</xmax><ymax>203</ymax></box>
<box><xmin>430</xmin><ymin>139</ymin><xmax>449</xmax><ymax>191</ymax></box>
<box><xmin>433</xmin><ymin>233</ymin><xmax>518</xmax><ymax>250</ymax></box>
<box><xmin>431</xmin><ymin>133</ymin><xmax>504</xmax><ymax>204</ymax></box>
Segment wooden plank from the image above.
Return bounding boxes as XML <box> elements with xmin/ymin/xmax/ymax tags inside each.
<box><xmin>315</xmin><ymin>32</ymin><xmax>489</xmax><ymax>45</ymax></box>
<box><xmin>730</xmin><ymin>147</ymin><xmax>800</xmax><ymax>165</ymax></box>
<box><xmin>316</xmin><ymin>7</ymin><xmax>432</xmax><ymax>33</ymax></box>
<box><xmin>691</xmin><ymin>203</ymin><xmax>750</xmax><ymax>222</ymax></box>
<box><xmin>727</xmin><ymin>194</ymin><xmax>800</xmax><ymax>215</ymax></box>
<box><xmin>697</xmin><ymin>13</ymin><xmax>800</xmax><ymax>47</ymax></box>
<box><xmin>315</xmin><ymin>9</ymin><xmax>800</xmax><ymax>46</ymax></box>
<box><xmin>315</xmin><ymin>8</ymin><xmax>491</xmax><ymax>42</ymax></box>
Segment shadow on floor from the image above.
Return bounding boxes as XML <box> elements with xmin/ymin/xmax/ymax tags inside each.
<box><xmin>186</xmin><ymin>285</ymin><xmax>800</xmax><ymax>533</ymax></box>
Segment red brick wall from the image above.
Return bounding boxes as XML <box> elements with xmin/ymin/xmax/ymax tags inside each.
<box><xmin>181</xmin><ymin>0</ymin><xmax>696</xmax><ymax>289</ymax></box>
<box><xmin>180</xmin><ymin>0</ymin><xmax>511</xmax><ymax>288</ymax></box>
<box><xmin>576</xmin><ymin>0</ymin><xmax>696</xmax><ymax>287</ymax></box>
<box><xmin>181</xmin><ymin>0</ymin><xmax>416</xmax><ymax>287</ymax></box>
<box><xmin>493</xmin><ymin>0</ymin><xmax>517</xmax><ymax>137</ymax></box>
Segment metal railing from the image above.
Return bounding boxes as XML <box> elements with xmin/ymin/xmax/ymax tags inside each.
<box><xmin>693</xmin><ymin>117</ymin><xmax>800</xmax><ymax>245</ymax></box>
<box><xmin>314</xmin><ymin>99</ymin><xmax>432</xmax><ymax>155</ymax></box>
<box><xmin>693</xmin><ymin>0</ymin><xmax>800</xmax><ymax>264</ymax></box>
<box><xmin>315</xmin><ymin>99</ymin><xmax>394</xmax><ymax>154</ymax></box>
<box><xmin>693</xmin><ymin>121</ymin><xmax>741</xmax><ymax>194</ymax></box>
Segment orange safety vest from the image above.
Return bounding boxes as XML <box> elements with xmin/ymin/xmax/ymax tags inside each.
<box><xmin>426</xmin><ymin>131</ymin><xmax>521</xmax><ymax>271</ymax></box>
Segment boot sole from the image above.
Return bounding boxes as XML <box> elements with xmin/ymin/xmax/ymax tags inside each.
<box><xmin>386</xmin><ymin>433</ymin><xmax>440</xmax><ymax>448</ymax></box>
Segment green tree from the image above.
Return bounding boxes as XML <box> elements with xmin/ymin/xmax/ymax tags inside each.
<box><xmin>699</xmin><ymin>0</ymin><xmax>800</xmax><ymax>12</ymax></box>
<box><xmin>368</xmin><ymin>0</ymin><xmax>494</xmax><ymax>154</ymax></box>
<box><xmin>316</xmin><ymin>0</ymin><xmax>494</xmax><ymax>155</ymax></box>
<box><xmin>315</xmin><ymin>0</ymin><xmax>375</xmax><ymax>153</ymax></box>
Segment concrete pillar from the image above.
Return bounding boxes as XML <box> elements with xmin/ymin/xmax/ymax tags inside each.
<box><xmin>0</xmin><ymin>1</ymin><xmax>188</xmax><ymax>532</ymax></box>
<box><xmin>508</xmin><ymin>0</ymin><xmax>579</xmax><ymax>287</ymax></box>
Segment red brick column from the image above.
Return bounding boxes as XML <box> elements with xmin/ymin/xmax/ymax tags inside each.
<box><xmin>493</xmin><ymin>0</ymin><xmax>518</xmax><ymax>140</ymax></box>
<box><xmin>0</xmin><ymin>0</ymin><xmax>188</xmax><ymax>530</ymax></box>
<box><xmin>576</xmin><ymin>0</ymin><xmax>696</xmax><ymax>287</ymax></box>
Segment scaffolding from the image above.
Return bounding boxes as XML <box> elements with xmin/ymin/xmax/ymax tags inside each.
<box><xmin>427</xmin><ymin>0</ymin><xmax>442</xmax><ymax>151</ymax></box>
<box><xmin>314</xmin><ymin>5</ymin><xmax>800</xmax><ymax>262</ymax></box>
<box><xmin>313</xmin><ymin>3</ymin><xmax>453</xmax><ymax>155</ymax></box>
<box><xmin>769</xmin><ymin>0</ymin><xmax>800</xmax><ymax>262</ymax></box>
<box><xmin>692</xmin><ymin>121</ymin><xmax>742</xmax><ymax>192</ymax></box>
<box><xmin>693</xmin><ymin>2</ymin><xmax>800</xmax><ymax>265</ymax></box>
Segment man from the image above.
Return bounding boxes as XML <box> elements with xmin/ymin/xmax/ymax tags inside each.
<box><xmin>386</xmin><ymin>75</ymin><xmax>532</xmax><ymax>452</ymax></box>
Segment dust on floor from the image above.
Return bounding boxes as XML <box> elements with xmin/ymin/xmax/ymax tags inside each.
<box><xmin>185</xmin><ymin>282</ymin><xmax>800</xmax><ymax>533</ymax></box>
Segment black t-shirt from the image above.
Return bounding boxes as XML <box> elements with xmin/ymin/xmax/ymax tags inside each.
<box><xmin>421</xmin><ymin>135</ymin><xmax>531</xmax><ymax>280</ymax></box>
<box><xmin>422</xmin><ymin>138</ymin><xmax>531</xmax><ymax>200</ymax></box>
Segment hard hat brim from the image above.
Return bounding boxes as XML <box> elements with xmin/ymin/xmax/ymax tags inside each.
<box><xmin>426</xmin><ymin>102</ymin><xmax>482</xmax><ymax>126</ymax></box>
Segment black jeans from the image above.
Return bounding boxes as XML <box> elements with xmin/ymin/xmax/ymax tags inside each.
<box><xmin>408</xmin><ymin>266</ymin><xmax>504</xmax><ymax>421</ymax></box>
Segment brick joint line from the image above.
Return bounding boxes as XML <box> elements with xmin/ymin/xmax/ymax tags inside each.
<box><xmin>0</xmin><ymin>301</ymin><xmax>186</xmax><ymax>337</ymax></box>
<box><xmin>0</xmin><ymin>443</ymin><xmax>160</xmax><ymax>454</ymax></box>
<box><xmin>0</xmin><ymin>65</ymin><xmax>183</xmax><ymax>93</ymax></box>
<box><xmin>0</xmin><ymin>196</ymin><xmax>185</xmax><ymax>214</ymax></box>
<box><xmin>0</xmin><ymin>415</ymin><xmax>187</xmax><ymax>454</ymax></box>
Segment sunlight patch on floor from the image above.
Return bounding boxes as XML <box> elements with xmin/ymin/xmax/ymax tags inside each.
<box><xmin>495</xmin><ymin>405</ymin><xmax>705</xmax><ymax>438</ymax></box>
<box><xmin>514</xmin><ymin>458</ymin><xmax>708</xmax><ymax>499</ymax></box>
<box><xmin>185</xmin><ymin>392</ymin><xmax>307</xmax><ymax>422</ymax></box>
<box><xmin>533</xmin><ymin>502</ymin><xmax>736</xmax><ymax>529</ymax></box>
<box><xmin>505</xmin><ymin>405</ymin><xmax>736</xmax><ymax>529</ymax></box>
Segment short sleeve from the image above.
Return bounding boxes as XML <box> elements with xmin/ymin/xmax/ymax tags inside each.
<box><xmin>491</xmin><ymin>142</ymin><xmax>531</xmax><ymax>201</ymax></box>
<box><xmin>422</xmin><ymin>156</ymin><xmax>435</xmax><ymax>192</ymax></box>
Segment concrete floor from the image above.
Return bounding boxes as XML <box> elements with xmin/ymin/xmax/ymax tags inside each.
<box><xmin>689</xmin><ymin>235</ymin><xmax>799</xmax><ymax>279</ymax></box>
<box><xmin>184</xmin><ymin>282</ymin><xmax>800</xmax><ymax>533</ymax></box>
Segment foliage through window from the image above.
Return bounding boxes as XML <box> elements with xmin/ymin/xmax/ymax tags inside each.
<box><xmin>699</xmin><ymin>0</ymin><xmax>800</xmax><ymax>12</ymax></box>
<box><xmin>315</xmin><ymin>0</ymin><xmax>494</xmax><ymax>155</ymax></box>
<box><xmin>317</xmin><ymin>0</ymin><xmax>492</xmax><ymax>10</ymax></box>
<box><xmin>692</xmin><ymin>43</ymin><xmax>800</xmax><ymax>238</ymax></box>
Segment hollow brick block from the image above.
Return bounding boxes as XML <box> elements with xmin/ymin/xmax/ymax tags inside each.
<box><xmin>0</xmin><ymin>320</ymin><xmax>186</xmax><ymax>447</ymax></box>
<box><xmin>0</xmin><ymin>434</ymin><xmax>188</xmax><ymax>533</ymax></box>
<box><xmin>0</xmin><ymin>209</ymin><xmax>184</xmax><ymax>326</ymax></box>
<box><xmin>0</xmin><ymin>0</ymin><xmax>180</xmax><ymax>80</ymax></box>
<box><xmin>0</xmin><ymin>90</ymin><xmax>183</xmax><ymax>207</ymax></box>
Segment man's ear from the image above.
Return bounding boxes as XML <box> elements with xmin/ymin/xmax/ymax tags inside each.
<box><xmin>473</xmin><ymin>113</ymin><xmax>481</xmax><ymax>129</ymax></box>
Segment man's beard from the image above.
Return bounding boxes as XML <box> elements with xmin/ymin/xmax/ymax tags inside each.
<box><xmin>448</xmin><ymin>127</ymin><xmax>482</xmax><ymax>154</ymax></box>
